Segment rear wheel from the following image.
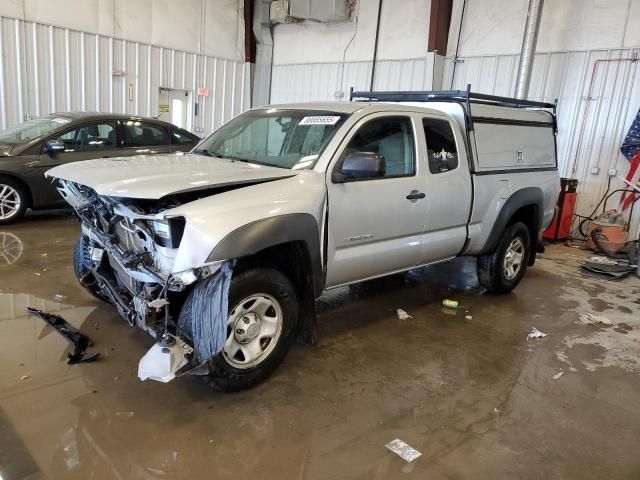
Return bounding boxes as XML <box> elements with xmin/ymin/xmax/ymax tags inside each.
<box><xmin>477</xmin><ymin>221</ymin><xmax>531</xmax><ymax>294</ymax></box>
<box><xmin>0</xmin><ymin>176</ymin><xmax>28</xmax><ymax>225</ymax></box>
<box><xmin>199</xmin><ymin>268</ymin><xmax>299</xmax><ymax>392</ymax></box>
<box><xmin>73</xmin><ymin>236</ymin><xmax>110</xmax><ymax>302</ymax></box>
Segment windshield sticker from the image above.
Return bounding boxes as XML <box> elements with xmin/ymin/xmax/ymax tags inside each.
<box><xmin>299</xmin><ymin>116</ymin><xmax>341</xmax><ymax>126</ymax></box>
<box><xmin>52</xmin><ymin>117</ymin><xmax>71</xmax><ymax>124</ymax></box>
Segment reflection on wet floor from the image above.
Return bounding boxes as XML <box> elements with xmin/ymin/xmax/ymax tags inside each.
<box><xmin>0</xmin><ymin>215</ymin><xmax>639</xmax><ymax>479</ymax></box>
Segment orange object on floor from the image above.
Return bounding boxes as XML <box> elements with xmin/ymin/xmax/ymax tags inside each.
<box><xmin>586</xmin><ymin>210</ymin><xmax>627</xmax><ymax>253</ymax></box>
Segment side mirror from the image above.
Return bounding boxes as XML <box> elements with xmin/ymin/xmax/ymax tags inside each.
<box><xmin>45</xmin><ymin>139</ymin><xmax>65</xmax><ymax>155</ymax></box>
<box><xmin>333</xmin><ymin>152</ymin><xmax>386</xmax><ymax>183</ymax></box>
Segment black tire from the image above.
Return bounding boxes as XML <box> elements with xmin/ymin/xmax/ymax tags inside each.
<box><xmin>477</xmin><ymin>221</ymin><xmax>531</xmax><ymax>294</ymax></box>
<box><xmin>199</xmin><ymin>267</ymin><xmax>299</xmax><ymax>392</ymax></box>
<box><xmin>73</xmin><ymin>236</ymin><xmax>110</xmax><ymax>302</ymax></box>
<box><xmin>0</xmin><ymin>176</ymin><xmax>28</xmax><ymax>225</ymax></box>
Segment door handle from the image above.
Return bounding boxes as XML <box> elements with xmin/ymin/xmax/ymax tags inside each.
<box><xmin>406</xmin><ymin>190</ymin><xmax>426</xmax><ymax>201</ymax></box>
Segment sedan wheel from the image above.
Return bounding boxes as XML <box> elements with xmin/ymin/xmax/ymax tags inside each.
<box><xmin>0</xmin><ymin>184</ymin><xmax>22</xmax><ymax>222</ymax></box>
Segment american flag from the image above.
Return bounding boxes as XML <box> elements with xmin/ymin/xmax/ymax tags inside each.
<box><xmin>620</xmin><ymin>108</ymin><xmax>640</xmax><ymax>210</ymax></box>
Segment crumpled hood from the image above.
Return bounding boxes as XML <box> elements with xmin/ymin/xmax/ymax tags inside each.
<box><xmin>45</xmin><ymin>154</ymin><xmax>298</xmax><ymax>199</ymax></box>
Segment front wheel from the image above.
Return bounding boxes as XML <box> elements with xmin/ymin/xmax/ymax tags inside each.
<box><xmin>477</xmin><ymin>221</ymin><xmax>531</xmax><ymax>294</ymax></box>
<box><xmin>196</xmin><ymin>267</ymin><xmax>299</xmax><ymax>392</ymax></box>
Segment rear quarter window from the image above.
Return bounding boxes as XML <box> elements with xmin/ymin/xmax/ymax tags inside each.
<box><xmin>423</xmin><ymin>118</ymin><xmax>458</xmax><ymax>174</ymax></box>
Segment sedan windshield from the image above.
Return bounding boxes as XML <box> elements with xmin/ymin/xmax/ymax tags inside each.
<box><xmin>194</xmin><ymin>109</ymin><xmax>348</xmax><ymax>169</ymax></box>
<box><xmin>0</xmin><ymin>117</ymin><xmax>70</xmax><ymax>145</ymax></box>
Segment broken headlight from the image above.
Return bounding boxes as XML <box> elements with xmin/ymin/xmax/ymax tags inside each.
<box><xmin>149</xmin><ymin>217</ymin><xmax>185</xmax><ymax>248</ymax></box>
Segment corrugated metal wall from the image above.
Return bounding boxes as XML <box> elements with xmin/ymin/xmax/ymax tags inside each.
<box><xmin>271</xmin><ymin>54</ymin><xmax>437</xmax><ymax>103</ymax></box>
<box><xmin>0</xmin><ymin>15</ymin><xmax>250</xmax><ymax>136</ymax></box>
<box><xmin>444</xmin><ymin>48</ymin><xmax>640</xmax><ymax>239</ymax></box>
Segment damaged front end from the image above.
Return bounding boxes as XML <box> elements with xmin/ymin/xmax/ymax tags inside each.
<box><xmin>60</xmin><ymin>180</ymin><xmax>228</xmax><ymax>380</ymax></box>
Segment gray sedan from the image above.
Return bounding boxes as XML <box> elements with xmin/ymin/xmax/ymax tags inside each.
<box><xmin>0</xmin><ymin>112</ymin><xmax>199</xmax><ymax>224</ymax></box>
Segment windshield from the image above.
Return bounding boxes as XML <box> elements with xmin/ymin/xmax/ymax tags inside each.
<box><xmin>0</xmin><ymin>116</ymin><xmax>70</xmax><ymax>145</ymax></box>
<box><xmin>194</xmin><ymin>109</ymin><xmax>348</xmax><ymax>169</ymax></box>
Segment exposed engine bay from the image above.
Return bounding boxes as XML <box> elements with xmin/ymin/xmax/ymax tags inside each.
<box><xmin>58</xmin><ymin>179</ymin><xmax>232</xmax><ymax>380</ymax></box>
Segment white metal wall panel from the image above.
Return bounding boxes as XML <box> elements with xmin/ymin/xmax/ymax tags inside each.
<box><xmin>0</xmin><ymin>15</ymin><xmax>249</xmax><ymax>136</ymax></box>
<box><xmin>445</xmin><ymin>48</ymin><xmax>640</xmax><ymax>239</ymax></box>
<box><xmin>270</xmin><ymin>54</ymin><xmax>437</xmax><ymax>104</ymax></box>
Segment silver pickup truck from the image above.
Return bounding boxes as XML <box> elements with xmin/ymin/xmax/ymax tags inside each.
<box><xmin>47</xmin><ymin>89</ymin><xmax>559</xmax><ymax>391</ymax></box>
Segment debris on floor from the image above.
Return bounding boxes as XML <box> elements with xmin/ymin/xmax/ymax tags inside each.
<box><xmin>589</xmin><ymin>256</ymin><xmax>619</xmax><ymax>265</ymax></box>
<box><xmin>581</xmin><ymin>261</ymin><xmax>636</xmax><ymax>279</ymax></box>
<box><xmin>442</xmin><ymin>299</ymin><xmax>459</xmax><ymax>308</ymax></box>
<box><xmin>53</xmin><ymin>294</ymin><xmax>67</xmax><ymax>302</ymax></box>
<box><xmin>553</xmin><ymin>371</ymin><xmax>564</xmax><ymax>380</ymax></box>
<box><xmin>396</xmin><ymin>309</ymin><xmax>413</xmax><ymax>320</ymax></box>
<box><xmin>465</xmin><ymin>315</ymin><xmax>473</xmax><ymax>320</ymax></box>
<box><xmin>115</xmin><ymin>411</ymin><xmax>135</xmax><ymax>419</ymax></box>
<box><xmin>26</xmin><ymin>307</ymin><xmax>100</xmax><ymax>364</ymax></box>
<box><xmin>20</xmin><ymin>374</ymin><xmax>30</xmax><ymax>380</ymax></box>
<box><xmin>527</xmin><ymin>327</ymin><xmax>548</xmax><ymax>341</ymax></box>
<box><xmin>579</xmin><ymin>312</ymin><xmax>613</xmax><ymax>325</ymax></box>
<box><xmin>385</xmin><ymin>438</ymin><xmax>422</xmax><ymax>463</ymax></box>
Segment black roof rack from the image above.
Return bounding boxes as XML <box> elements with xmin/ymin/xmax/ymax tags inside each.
<box><xmin>349</xmin><ymin>84</ymin><xmax>556</xmax><ymax>110</ymax></box>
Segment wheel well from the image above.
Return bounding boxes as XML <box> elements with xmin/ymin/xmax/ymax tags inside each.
<box><xmin>234</xmin><ymin>241</ymin><xmax>315</xmax><ymax>301</ymax></box>
<box><xmin>508</xmin><ymin>204</ymin><xmax>539</xmax><ymax>264</ymax></box>
<box><xmin>234</xmin><ymin>241</ymin><xmax>319</xmax><ymax>344</ymax></box>
<box><xmin>0</xmin><ymin>173</ymin><xmax>33</xmax><ymax>208</ymax></box>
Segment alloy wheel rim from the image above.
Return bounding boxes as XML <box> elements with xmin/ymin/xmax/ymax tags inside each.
<box><xmin>0</xmin><ymin>184</ymin><xmax>21</xmax><ymax>220</ymax></box>
<box><xmin>223</xmin><ymin>293</ymin><xmax>283</xmax><ymax>369</ymax></box>
<box><xmin>504</xmin><ymin>238</ymin><xmax>525</xmax><ymax>280</ymax></box>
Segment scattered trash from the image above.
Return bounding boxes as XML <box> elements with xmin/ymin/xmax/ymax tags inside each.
<box><xmin>33</xmin><ymin>272</ymin><xmax>41</xmax><ymax>277</ymax></box>
<box><xmin>20</xmin><ymin>374</ymin><xmax>30</xmax><ymax>380</ymax></box>
<box><xmin>493</xmin><ymin>407</ymin><xmax>499</xmax><ymax>414</ymax></box>
<box><xmin>553</xmin><ymin>371</ymin><xmax>564</xmax><ymax>380</ymax></box>
<box><xmin>476</xmin><ymin>289</ymin><xmax>487</xmax><ymax>295</ymax></box>
<box><xmin>441</xmin><ymin>307</ymin><xmax>457</xmax><ymax>316</ymax></box>
<box><xmin>26</xmin><ymin>307</ymin><xmax>100</xmax><ymax>364</ymax></box>
<box><xmin>527</xmin><ymin>327</ymin><xmax>547</xmax><ymax>341</ymax></box>
<box><xmin>53</xmin><ymin>294</ymin><xmax>67</xmax><ymax>302</ymax></box>
<box><xmin>385</xmin><ymin>439</ymin><xmax>422</xmax><ymax>463</ymax></box>
<box><xmin>396</xmin><ymin>309</ymin><xmax>413</xmax><ymax>320</ymax></box>
<box><xmin>442</xmin><ymin>299</ymin><xmax>458</xmax><ymax>309</ymax></box>
<box><xmin>40</xmin><ymin>253</ymin><xmax>48</xmax><ymax>257</ymax></box>
<box><xmin>589</xmin><ymin>256</ymin><xmax>618</xmax><ymax>265</ymax></box>
<box><xmin>578</xmin><ymin>312</ymin><xmax>613</xmax><ymax>325</ymax></box>
<box><xmin>465</xmin><ymin>315</ymin><xmax>473</xmax><ymax>320</ymax></box>
<box><xmin>209</xmin><ymin>439</ymin><xmax>214</xmax><ymax>444</ymax></box>
<box><xmin>115</xmin><ymin>411</ymin><xmax>135</xmax><ymax>419</ymax></box>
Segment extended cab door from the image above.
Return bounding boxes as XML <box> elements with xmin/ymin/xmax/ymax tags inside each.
<box><xmin>418</xmin><ymin>115</ymin><xmax>472</xmax><ymax>262</ymax></box>
<box><xmin>325</xmin><ymin>114</ymin><xmax>428</xmax><ymax>287</ymax></box>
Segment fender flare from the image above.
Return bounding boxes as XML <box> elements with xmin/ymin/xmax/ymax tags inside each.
<box><xmin>477</xmin><ymin>187</ymin><xmax>544</xmax><ymax>256</ymax></box>
<box><xmin>207</xmin><ymin>213</ymin><xmax>324</xmax><ymax>297</ymax></box>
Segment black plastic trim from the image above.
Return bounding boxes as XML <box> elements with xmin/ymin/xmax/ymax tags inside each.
<box><xmin>474</xmin><ymin>167</ymin><xmax>558</xmax><ymax>176</ymax></box>
<box><xmin>476</xmin><ymin>187</ymin><xmax>544</xmax><ymax>256</ymax></box>
<box><xmin>208</xmin><ymin>214</ymin><xmax>324</xmax><ymax>297</ymax></box>
<box><xmin>473</xmin><ymin>117</ymin><xmax>554</xmax><ymax>127</ymax></box>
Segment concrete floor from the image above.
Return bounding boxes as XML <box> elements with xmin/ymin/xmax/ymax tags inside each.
<box><xmin>1</xmin><ymin>212</ymin><xmax>640</xmax><ymax>480</ymax></box>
